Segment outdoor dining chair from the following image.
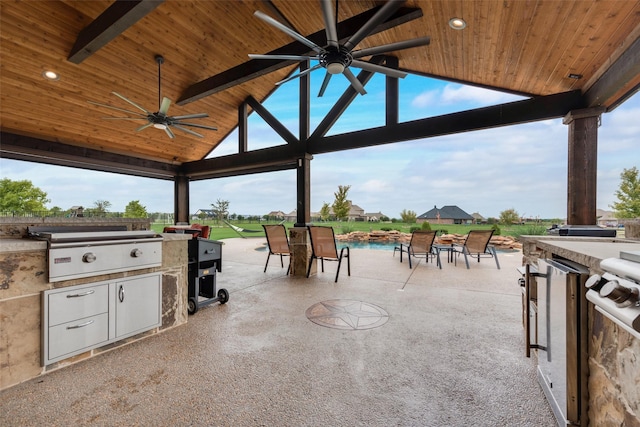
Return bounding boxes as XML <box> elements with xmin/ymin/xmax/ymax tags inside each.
<box><xmin>452</xmin><ymin>229</ymin><xmax>500</xmax><ymax>269</ymax></box>
<box><xmin>306</xmin><ymin>226</ymin><xmax>350</xmax><ymax>282</ymax></box>
<box><xmin>393</xmin><ymin>230</ymin><xmax>440</xmax><ymax>269</ymax></box>
<box><xmin>262</xmin><ymin>224</ymin><xmax>291</xmax><ymax>274</ymax></box>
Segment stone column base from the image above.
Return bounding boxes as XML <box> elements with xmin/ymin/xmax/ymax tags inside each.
<box><xmin>289</xmin><ymin>227</ymin><xmax>314</xmax><ymax>277</ymax></box>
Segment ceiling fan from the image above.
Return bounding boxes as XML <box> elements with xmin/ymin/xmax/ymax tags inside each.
<box><xmin>88</xmin><ymin>55</ymin><xmax>217</xmax><ymax>139</ymax></box>
<box><xmin>249</xmin><ymin>0</ymin><xmax>430</xmax><ymax>97</ymax></box>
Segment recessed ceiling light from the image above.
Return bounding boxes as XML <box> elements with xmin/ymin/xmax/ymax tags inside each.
<box><xmin>153</xmin><ymin>123</ymin><xmax>167</xmax><ymax>130</ymax></box>
<box><xmin>568</xmin><ymin>73</ymin><xmax>583</xmax><ymax>79</ymax></box>
<box><xmin>449</xmin><ymin>18</ymin><xmax>466</xmax><ymax>30</ymax></box>
<box><xmin>42</xmin><ymin>70</ymin><xmax>60</xmax><ymax>81</ymax></box>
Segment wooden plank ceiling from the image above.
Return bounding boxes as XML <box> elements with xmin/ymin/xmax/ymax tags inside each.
<box><xmin>1</xmin><ymin>0</ymin><xmax>639</xmax><ymax>168</ymax></box>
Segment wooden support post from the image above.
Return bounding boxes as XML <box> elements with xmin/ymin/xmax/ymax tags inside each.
<box><xmin>174</xmin><ymin>173</ymin><xmax>189</xmax><ymax>224</ymax></box>
<box><xmin>563</xmin><ymin>108</ymin><xmax>605</xmax><ymax>225</ymax></box>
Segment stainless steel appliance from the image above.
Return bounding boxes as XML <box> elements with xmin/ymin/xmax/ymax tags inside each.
<box><xmin>28</xmin><ymin>226</ymin><xmax>162</xmax><ymax>282</ymax></box>
<box><xmin>585</xmin><ymin>251</ymin><xmax>640</xmax><ymax>340</ymax></box>
<box><xmin>28</xmin><ymin>226</ymin><xmax>164</xmax><ymax>365</ymax></box>
<box><xmin>536</xmin><ymin>258</ymin><xmax>589</xmax><ymax>427</ymax></box>
<box><xmin>546</xmin><ymin>224</ymin><xmax>617</xmax><ymax>237</ymax></box>
<box><xmin>187</xmin><ymin>237</ymin><xmax>228</xmax><ymax>314</ymax></box>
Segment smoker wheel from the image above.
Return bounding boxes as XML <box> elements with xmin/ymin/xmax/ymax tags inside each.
<box><xmin>218</xmin><ymin>288</ymin><xmax>229</xmax><ymax>304</ymax></box>
<box><xmin>188</xmin><ymin>297</ymin><xmax>198</xmax><ymax>315</ymax></box>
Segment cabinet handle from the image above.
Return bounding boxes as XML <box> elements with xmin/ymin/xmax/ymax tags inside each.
<box><xmin>119</xmin><ymin>285</ymin><xmax>125</xmax><ymax>303</ymax></box>
<box><xmin>66</xmin><ymin>289</ymin><xmax>95</xmax><ymax>298</ymax></box>
<box><xmin>66</xmin><ymin>319</ymin><xmax>94</xmax><ymax>329</ymax></box>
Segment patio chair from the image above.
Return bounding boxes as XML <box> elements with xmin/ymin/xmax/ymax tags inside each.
<box><xmin>452</xmin><ymin>229</ymin><xmax>500</xmax><ymax>269</ymax></box>
<box><xmin>306</xmin><ymin>226</ymin><xmax>350</xmax><ymax>282</ymax></box>
<box><xmin>262</xmin><ymin>224</ymin><xmax>291</xmax><ymax>274</ymax></box>
<box><xmin>393</xmin><ymin>230</ymin><xmax>440</xmax><ymax>269</ymax></box>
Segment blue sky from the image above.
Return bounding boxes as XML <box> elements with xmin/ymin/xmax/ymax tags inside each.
<box><xmin>1</xmin><ymin>69</ymin><xmax>638</xmax><ymax>220</ymax></box>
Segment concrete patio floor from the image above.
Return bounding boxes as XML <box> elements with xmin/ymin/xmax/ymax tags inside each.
<box><xmin>0</xmin><ymin>237</ymin><xmax>556</xmax><ymax>426</ymax></box>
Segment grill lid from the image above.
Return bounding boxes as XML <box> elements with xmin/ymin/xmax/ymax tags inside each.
<box><xmin>28</xmin><ymin>226</ymin><xmax>158</xmax><ymax>243</ymax></box>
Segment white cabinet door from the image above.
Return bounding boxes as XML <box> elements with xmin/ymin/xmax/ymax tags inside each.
<box><xmin>114</xmin><ymin>274</ymin><xmax>161</xmax><ymax>339</ymax></box>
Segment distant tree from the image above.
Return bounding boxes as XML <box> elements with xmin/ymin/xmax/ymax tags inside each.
<box><xmin>197</xmin><ymin>211</ymin><xmax>207</xmax><ymax>221</ymax></box>
<box><xmin>610</xmin><ymin>167</ymin><xmax>640</xmax><ymax>218</ymax></box>
<box><xmin>332</xmin><ymin>185</ymin><xmax>351</xmax><ymax>221</ymax></box>
<box><xmin>211</xmin><ymin>199</ymin><xmax>229</xmax><ymax>222</ymax></box>
<box><xmin>93</xmin><ymin>200</ymin><xmax>111</xmax><ymax>214</ymax></box>
<box><xmin>320</xmin><ymin>202</ymin><xmax>331</xmax><ymax>221</ymax></box>
<box><xmin>124</xmin><ymin>200</ymin><xmax>148</xmax><ymax>218</ymax></box>
<box><xmin>380</xmin><ymin>215</ymin><xmax>390</xmax><ymax>222</ymax></box>
<box><xmin>48</xmin><ymin>206</ymin><xmax>64</xmax><ymax>217</ymax></box>
<box><xmin>400</xmin><ymin>209</ymin><xmax>417</xmax><ymax>223</ymax></box>
<box><xmin>0</xmin><ymin>178</ymin><xmax>50</xmax><ymax>213</ymax></box>
<box><xmin>499</xmin><ymin>208</ymin><xmax>520</xmax><ymax>225</ymax></box>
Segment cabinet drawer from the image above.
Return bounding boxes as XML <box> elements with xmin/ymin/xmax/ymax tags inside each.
<box><xmin>48</xmin><ymin>313</ymin><xmax>109</xmax><ymax>360</ymax></box>
<box><xmin>48</xmin><ymin>284</ymin><xmax>109</xmax><ymax>326</ymax></box>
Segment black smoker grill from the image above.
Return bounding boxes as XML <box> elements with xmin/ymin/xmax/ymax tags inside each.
<box><xmin>187</xmin><ymin>237</ymin><xmax>227</xmax><ymax>314</ymax></box>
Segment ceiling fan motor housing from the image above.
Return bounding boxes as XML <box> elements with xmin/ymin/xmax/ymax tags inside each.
<box><xmin>320</xmin><ymin>46</ymin><xmax>353</xmax><ymax>74</ymax></box>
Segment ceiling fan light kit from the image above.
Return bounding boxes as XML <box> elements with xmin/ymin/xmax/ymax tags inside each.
<box><xmin>250</xmin><ymin>0</ymin><xmax>431</xmax><ymax>97</ymax></box>
<box><xmin>88</xmin><ymin>55</ymin><xmax>217</xmax><ymax>139</ymax></box>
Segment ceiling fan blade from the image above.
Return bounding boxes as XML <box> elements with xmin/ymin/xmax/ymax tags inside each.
<box><xmin>173</xmin><ymin>124</ymin><xmax>204</xmax><ymax>138</ymax></box>
<box><xmin>136</xmin><ymin>123</ymin><xmax>154</xmax><ymax>132</ymax></box>
<box><xmin>318</xmin><ymin>72</ymin><xmax>332</xmax><ymax>97</ymax></box>
<box><xmin>170</xmin><ymin>113</ymin><xmax>209</xmax><ymax>120</ymax></box>
<box><xmin>164</xmin><ymin>126</ymin><xmax>175</xmax><ymax>139</ymax></box>
<box><xmin>342</xmin><ymin>68</ymin><xmax>367</xmax><ymax>95</ymax></box>
<box><xmin>172</xmin><ymin>122</ymin><xmax>218</xmax><ymax>131</ymax></box>
<box><xmin>249</xmin><ymin>54</ymin><xmax>315</xmax><ymax>61</ymax></box>
<box><xmin>275</xmin><ymin>63</ymin><xmax>323</xmax><ymax>86</ymax></box>
<box><xmin>320</xmin><ymin>0</ymin><xmax>339</xmax><ymax>48</ymax></box>
<box><xmin>352</xmin><ymin>37</ymin><xmax>431</xmax><ymax>59</ymax></box>
<box><xmin>254</xmin><ymin>10</ymin><xmax>323</xmax><ymax>54</ymax></box>
<box><xmin>102</xmin><ymin>117</ymin><xmax>148</xmax><ymax>121</ymax></box>
<box><xmin>112</xmin><ymin>92</ymin><xmax>151</xmax><ymax>114</ymax></box>
<box><xmin>87</xmin><ymin>101</ymin><xmax>148</xmax><ymax>118</ymax></box>
<box><xmin>350</xmin><ymin>60</ymin><xmax>408</xmax><ymax>79</ymax></box>
<box><xmin>159</xmin><ymin>97</ymin><xmax>171</xmax><ymax>115</ymax></box>
<box><xmin>343</xmin><ymin>0</ymin><xmax>404</xmax><ymax>52</ymax></box>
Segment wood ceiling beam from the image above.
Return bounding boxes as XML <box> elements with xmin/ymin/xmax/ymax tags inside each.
<box><xmin>0</xmin><ymin>132</ymin><xmax>178</xmax><ymax>180</ymax></box>
<box><xmin>68</xmin><ymin>0</ymin><xmax>165</xmax><ymax>64</ymax></box>
<box><xmin>245</xmin><ymin>96</ymin><xmax>299</xmax><ymax>145</ymax></box>
<box><xmin>584</xmin><ymin>35</ymin><xmax>640</xmax><ymax>111</ymax></box>
<box><xmin>183</xmin><ymin>145</ymin><xmax>302</xmax><ymax>180</ymax></box>
<box><xmin>307</xmin><ymin>91</ymin><xmax>586</xmax><ymax>154</ymax></box>
<box><xmin>177</xmin><ymin>6</ymin><xmax>423</xmax><ymax>105</ymax></box>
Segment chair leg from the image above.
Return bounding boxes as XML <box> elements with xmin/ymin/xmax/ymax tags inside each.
<box><xmin>306</xmin><ymin>256</ymin><xmax>314</xmax><ymax>278</ymax></box>
<box><xmin>491</xmin><ymin>247</ymin><xmax>501</xmax><ymax>269</ymax></box>
<box><xmin>434</xmin><ymin>249</ymin><xmax>442</xmax><ymax>269</ymax></box>
<box><xmin>280</xmin><ymin>254</ymin><xmax>284</xmax><ymax>268</ymax></box>
<box><xmin>335</xmin><ymin>257</ymin><xmax>341</xmax><ymax>283</ymax></box>
<box><xmin>264</xmin><ymin>252</ymin><xmax>271</xmax><ymax>273</ymax></box>
<box><xmin>408</xmin><ymin>247</ymin><xmax>413</xmax><ymax>269</ymax></box>
<box><xmin>463</xmin><ymin>250</ymin><xmax>470</xmax><ymax>269</ymax></box>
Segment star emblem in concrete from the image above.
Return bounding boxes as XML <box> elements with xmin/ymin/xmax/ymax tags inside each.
<box><xmin>305</xmin><ymin>299</ymin><xmax>389</xmax><ymax>330</ymax></box>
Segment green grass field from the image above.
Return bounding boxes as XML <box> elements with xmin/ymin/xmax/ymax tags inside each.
<box><xmin>152</xmin><ymin>220</ymin><xmax>552</xmax><ymax>241</ymax></box>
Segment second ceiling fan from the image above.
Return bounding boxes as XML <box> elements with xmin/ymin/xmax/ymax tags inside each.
<box><xmin>249</xmin><ymin>0</ymin><xmax>430</xmax><ymax>97</ymax></box>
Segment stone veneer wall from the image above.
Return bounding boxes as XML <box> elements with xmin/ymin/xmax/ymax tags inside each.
<box><xmin>588</xmin><ymin>309</ymin><xmax>640</xmax><ymax>426</ymax></box>
<box><xmin>0</xmin><ymin>219</ymin><xmax>189</xmax><ymax>391</ymax></box>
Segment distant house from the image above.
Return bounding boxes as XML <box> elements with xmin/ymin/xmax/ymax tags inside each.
<box><xmin>69</xmin><ymin>206</ymin><xmax>84</xmax><ymax>217</ymax></box>
<box><xmin>194</xmin><ymin>209</ymin><xmax>215</xmax><ymax>219</ymax></box>
<box><xmin>265</xmin><ymin>210</ymin><xmax>286</xmax><ymax>220</ymax></box>
<box><xmin>365</xmin><ymin>212</ymin><xmax>388</xmax><ymax>222</ymax></box>
<box><xmin>417</xmin><ymin>205</ymin><xmax>474</xmax><ymax>225</ymax></box>
<box><xmin>471</xmin><ymin>212</ymin><xmax>486</xmax><ymax>224</ymax></box>
<box><xmin>596</xmin><ymin>209</ymin><xmax>618</xmax><ymax>227</ymax></box>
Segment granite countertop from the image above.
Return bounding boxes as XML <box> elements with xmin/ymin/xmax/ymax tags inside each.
<box><xmin>520</xmin><ymin>235</ymin><xmax>640</xmax><ymax>273</ymax></box>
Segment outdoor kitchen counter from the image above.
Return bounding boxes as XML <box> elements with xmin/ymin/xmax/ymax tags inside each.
<box><xmin>0</xmin><ymin>233</ymin><xmax>191</xmax><ymax>391</ymax></box>
<box><xmin>520</xmin><ymin>235</ymin><xmax>640</xmax><ymax>273</ymax></box>
<box><xmin>520</xmin><ymin>235</ymin><xmax>640</xmax><ymax>426</ymax></box>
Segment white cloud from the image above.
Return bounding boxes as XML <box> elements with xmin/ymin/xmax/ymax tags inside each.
<box><xmin>441</xmin><ymin>84</ymin><xmax>524</xmax><ymax>105</ymax></box>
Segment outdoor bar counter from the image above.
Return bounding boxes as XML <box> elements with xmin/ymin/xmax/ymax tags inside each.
<box><xmin>0</xmin><ymin>218</ymin><xmax>191</xmax><ymax>391</ymax></box>
<box><xmin>520</xmin><ymin>235</ymin><xmax>640</xmax><ymax>426</ymax></box>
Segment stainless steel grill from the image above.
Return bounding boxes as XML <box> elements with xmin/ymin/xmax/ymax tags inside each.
<box><xmin>28</xmin><ymin>226</ymin><xmax>162</xmax><ymax>282</ymax></box>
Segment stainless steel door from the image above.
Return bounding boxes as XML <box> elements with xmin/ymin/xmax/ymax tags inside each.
<box><xmin>537</xmin><ymin>259</ymin><xmax>588</xmax><ymax>427</ymax></box>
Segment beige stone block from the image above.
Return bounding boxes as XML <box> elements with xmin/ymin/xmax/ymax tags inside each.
<box><xmin>289</xmin><ymin>227</ymin><xmax>313</xmax><ymax>277</ymax></box>
<box><xmin>162</xmin><ymin>238</ymin><xmax>189</xmax><ymax>269</ymax></box>
<box><xmin>161</xmin><ymin>270</ymin><xmax>188</xmax><ymax>328</ymax></box>
<box><xmin>0</xmin><ymin>251</ymin><xmax>48</xmax><ymax>299</ymax></box>
<box><xmin>0</xmin><ymin>295</ymin><xmax>42</xmax><ymax>390</ymax></box>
